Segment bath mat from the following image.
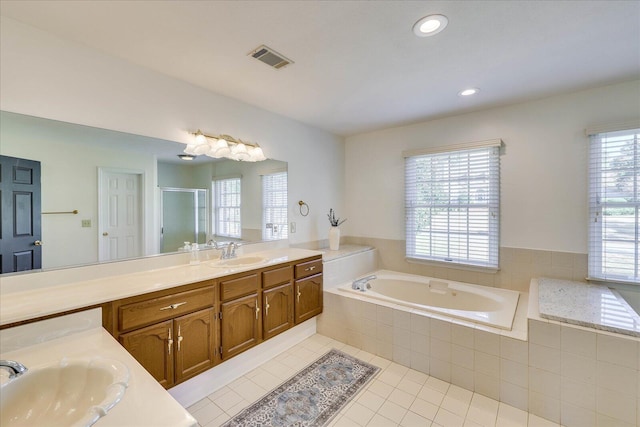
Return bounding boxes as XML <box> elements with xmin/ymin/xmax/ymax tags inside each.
<box><xmin>222</xmin><ymin>349</ymin><xmax>380</xmax><ymax>427</ymax></box>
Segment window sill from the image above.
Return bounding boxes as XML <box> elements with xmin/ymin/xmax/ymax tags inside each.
<box><xmin>405</xmin><ymin>257</ymin><xmax>499</xmax><ymax>274</ymax></box>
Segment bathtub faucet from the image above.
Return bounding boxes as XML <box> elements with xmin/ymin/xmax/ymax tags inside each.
<box><xmin>352</xmin><ymin>275</ymin><xmax>376</xmax><ymax>292</ymax></box>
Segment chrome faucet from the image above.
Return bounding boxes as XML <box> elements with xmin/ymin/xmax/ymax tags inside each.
<box><xmin>0</xmin><ymin>360</ymin><xmax>28</xmax><ymax>379</ymax></box>
<box><xmin>352</xmin><ymin>275</ymin><xmax>376</xmax><ymax>291</ymax></box>
<box><xmin>220</xmin><ymin>242</ymin><xmax>239</xmax><ymax>259</ymax></box>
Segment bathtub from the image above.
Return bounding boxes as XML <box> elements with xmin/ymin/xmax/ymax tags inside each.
<box><xmin>339</xmin><ymin>270</ymin><xmax>520</xmax><ymax>330</ymax></box>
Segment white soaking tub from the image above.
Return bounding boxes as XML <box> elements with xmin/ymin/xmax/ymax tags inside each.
<box><xmin>340</xmin><ymin>270</ymin><xmax>520</xmax><ymax>330</ymax></box>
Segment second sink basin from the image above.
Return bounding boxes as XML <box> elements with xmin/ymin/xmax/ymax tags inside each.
<box><xmin>1</xmin><ymin>358</ymin><xmax>129</xmax><ymax>427</ymax></box>
<box><xmin>210</xmin><ymin>255</ymin><xmax>268</xmax><ymax>268</ymax></box>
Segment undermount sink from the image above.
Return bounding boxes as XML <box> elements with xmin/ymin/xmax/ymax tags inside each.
<box><xmin>210</xmin><ymin>255</ymin><xmax>268</xmax><ymax>268</ymax></box>
<box><xmin>1</xmin><ymin>358</ymin><xmax>129</xmax><ymax>427</ymax></box>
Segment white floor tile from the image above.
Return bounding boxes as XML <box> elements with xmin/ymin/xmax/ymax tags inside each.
<box><xmin>368</xmin><ymin>413</ymin><xmax>400</xmax><ymax>427</ymax></box>
<box><xmin>400</xmin><ymin>410</ymin><xmax>433</xmax><ymax>427</ymax></box>
<box><xmin>344</xmin><ymin>401</ymin><xmax>376</xmax><ymax>426</ymax></box>
<box><xmin>417</xmin><ymin>385</ymin><xmax>445</xmax><ymax>406</ymax></box>
<box><xmin>357</xmin><ymin>389</ymin><xmax>387</xmax><ymax>412</ymax></box>
<box><xmin>387</xmin><ymin>388</ymin><xmax>416</xmax><ymax>409</ymax></box>
<box><xmin>191</xmin><ymin>402</ymin><xmax>225</xmax><ymax>426</ymax></box>
<box><xmin>434</xmin><ymin>408</ymin><xmax>465</xmax><ymax>427</ymax></box>
<box><xmin>378</xmin><ymin>400</ymin><xmax>408</xmax><ymax>423</ymax></box>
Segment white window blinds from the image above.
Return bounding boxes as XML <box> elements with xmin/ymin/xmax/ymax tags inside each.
<box><xmin>588</xmin><ymin>128</ymin><xmax>639</xmax><ymax>284</ymax></box>
<box><xmin>405</xmin><ymin>145</ymin><xmax>500</xmax><ymax>269</ymax></box>
<box><xmin>213</xmin><ymin>177</ymin><xmax>241</xmax><ymax>238</ymax></box>
<box><xmin>262</xmin><ymin>172</ymin><xmax>288</xmax><ymax>241</ymax></box>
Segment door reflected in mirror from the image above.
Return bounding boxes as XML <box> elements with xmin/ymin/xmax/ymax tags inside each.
<box><xmin>0</xmin><ymin>110</ymin><xmax>288</xmax><ymax>275</ymax></box>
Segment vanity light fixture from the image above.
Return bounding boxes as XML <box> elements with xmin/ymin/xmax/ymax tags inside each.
<box><xmin>186</xmin><ymin>130</ymin><xmax>267</xmax><ymax>162</ymax></box>
<box><xmin>413</xmin><ymin>14</ymin><xmax>448</xmax><ymax>37</ymax></box>
<box><xmin>458</xmin><ymin>88</ymin><xmax>480</xmax><ymax>96</ymax></box>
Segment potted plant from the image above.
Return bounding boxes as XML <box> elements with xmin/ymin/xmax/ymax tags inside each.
<box><xmin>327</xmin><ymin>209</ymin><xmax>346</xmax><ymax>250</ymax></box>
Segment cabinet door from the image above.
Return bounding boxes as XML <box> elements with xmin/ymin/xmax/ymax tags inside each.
<box><xmin>295</xmin><ymin>274</ymin><xmax>323</xmax><ymax>324</ymax></box>
<box><xmin>119</xmin><ymin>320</ymin><xmax>174</xmax><ymax>389</ymax></box>
<box><xmin>221</xmin><ymin>293</ymin><xmax>260</xmax><ymax>360</ymax></box>
<box><xmin>174</xmin><ymin>308</ymin><xmax>216</xmax><ymax>383</ymax></box>
<box><xmin>263</xmin><ymin>283</ymin><xmax>294</xmax><ymax>340</ymax></box>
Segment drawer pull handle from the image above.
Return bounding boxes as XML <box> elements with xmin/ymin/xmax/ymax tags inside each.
<box><xmin>167</xmin><ymin>327</ymin><xmax>173</xmax><ymax>355</ymax></box>
<box><xmin>265</xmin><ymin>301</ymin><xmax>270</xmax><ymax>316</ymax></box>
<box><xmin>177</xmin><ymin>325</ymin><xmax>183</xmax><ymax>352</ymax></box>
<box><xmin>297</xmin><ymin>287</ymin><xmax>301</xmax><ymax>303</ymax></box>
<box><xmin>160</xmin><ymin>302</ymin><xmax>187</xmax><ymax>311</ymax></box>
<box><xmin>305</xmin><ymin>266</ymin><xmax>316</xmax><ymax>272</ymax></box>
<box><xmin>256</xmin><ymin>299</ymin><xmax>260</xmax><ymax>320</ymax></box>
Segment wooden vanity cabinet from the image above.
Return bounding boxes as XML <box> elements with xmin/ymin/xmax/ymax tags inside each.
<box><xmin>104</xmin><ymin>281</ymin><xmax>217</xmax><ymax>389</ymax></box>
<box><xmin>103</xmin><ymin>254</ymin><xmax>323</xmax><ymax>388</ymax></box>
<box><xmin>294</xmin><ymin>258</ymin><xmax>323</xmax><ymax>324</ymax></box>
<box><xmin>262</xmin><ymin>265</ymin><xmax>294</xmax><ymax>340</ymax></box>
<box><xmin>219</xmin><ymin>273</ymin><xmax>260</xmax><ymax>360</ymax></box>
<box><xmin>119</xmin><ymin>320</ymin><xmax>174</xmax><ymax>388</ymax></box>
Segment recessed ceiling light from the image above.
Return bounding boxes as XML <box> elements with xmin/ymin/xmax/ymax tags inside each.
<box><xmin>413</xmin><ymin>14</ymin><xmax>448</xmax><ymax>37</ymax></box>
<box><xmin>178</xmin><ymin>154</ymin><xmax>195</xmax><ymax>161</ymax></box>
<box><xmin>458</xmin><ymin>88</ymin><xmax>479</xmax><ymax>97</ymax></box>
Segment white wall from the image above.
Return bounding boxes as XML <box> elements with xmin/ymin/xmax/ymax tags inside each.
<box><xmin>345</xmin><ymin>80</ymin><xmax>640</xmax><ymax>253</ymax></box>
<box><xmin>0</xmin><ymin>16</ymin><xmax>344</xmax><ymax>248</ymax></box>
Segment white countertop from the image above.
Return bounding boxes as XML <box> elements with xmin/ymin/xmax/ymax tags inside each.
<box><xmin>0</xmin><ymin>326</ymin><xmax>196</xmax><ymax>427</ymax></box>
<box><xmin>0</xmin><ymin>248</ymin><xmax>321</xmax><ymax>326</ymax></box>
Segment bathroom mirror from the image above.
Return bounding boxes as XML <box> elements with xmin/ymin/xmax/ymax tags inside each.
<box><xmin>0</xmin><ymin>111</ymin><xmax>288</xmax><ymax>274</ymax></box>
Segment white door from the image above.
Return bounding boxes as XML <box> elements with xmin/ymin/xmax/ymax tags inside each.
<box><xmin>99</xmin><ymin>169</ymin><xmax>143</xmax><ymax>261</ymax></box>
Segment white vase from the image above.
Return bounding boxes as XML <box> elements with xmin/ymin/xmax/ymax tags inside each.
<box><xmin>329</xmin><ymin>226</ymin><xmax>340</xmax><ymax>250</ymax></box>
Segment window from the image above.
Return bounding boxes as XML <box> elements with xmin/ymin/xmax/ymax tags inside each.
<box><xmin>405</xmin><ymin>142</ymin><xmax>500</xmax><ymax>269</ymax></box>
<box><xmin>588</xmin><ymin>128</ymin><xmax>639</xmax><ymax>284</ymax></box>
<box><xmin>262</xmin><ymin>171</ymin><xmax>288</xmax><ymax>240</ymax></box>
<box><xmin>213</xmin><ymin>177</ymin><xmax>241</xmax><ymax>238</ymax></box>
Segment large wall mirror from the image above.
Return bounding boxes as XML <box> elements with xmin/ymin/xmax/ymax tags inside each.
<box><xmin>0</xmin><ymin>111</ymin><xmax>288</xmax><ymax>275</ymax></box>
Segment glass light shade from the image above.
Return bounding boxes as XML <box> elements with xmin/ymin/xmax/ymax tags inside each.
<box><xmin>248</xmin><ymin>146</ymin><xmax>266</xmax><ymax>162</ymax></box>
<box><xmin>210</xmin><ymin>138</ymin><xmax>231</xmax><ymax>158</ymax></box>
<box><xmin>231</xmin><ymin>142</ymin><xmax>250</xmax><ymax>161</ymax></box>
<box><xmin>194</xmin><ymin>131</ymin><xmax>207</xmax><ymax>145</ymax></box>
<box><xmin>193</xmin><ymin>143</ymin><xmax>211</xmax><ymax>155</ymax></box>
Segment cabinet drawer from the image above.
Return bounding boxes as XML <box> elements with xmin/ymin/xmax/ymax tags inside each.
<box><xmin>119</xmin><ymin>286</ymin><xmax>214</xmax><ymax>332</ymax></box>
<box><xmin>220</xmin><ymin>274</ymin><xmax>259</xmax><ymax>301</ymax></box>
<box><xmin>295</xmin><ymin>258</ymin><xmax>323</xmax><ymax>279</ymax></box>
<box><xmin>262</xmin><ymin>265</ymin><xmax>293</xmax><ymax>289</ymax></box>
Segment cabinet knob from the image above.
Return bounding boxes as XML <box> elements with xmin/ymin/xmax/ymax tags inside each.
<box><xmin>34</xmin><ymin>240</ymin><xmax>42</xmax><ymax>246</ymax></box>
<box><xmin>167</xmin><ymin>327</ymin><xmax>173</xmax><ymax>355</ymax></box>
<box><xmin>255</xmin><ymin>299</ymin><xmax>260</xmax><ymax>320</ymax></box>
<box><xmin>297</xmin><ymin>288</ymin><xmax>301</xmax><ymax>303</ymax></box>
<box><xmin>102</xmin><ymin>232</ymin><xmax>109</xmax><ymax>236</ymax></box>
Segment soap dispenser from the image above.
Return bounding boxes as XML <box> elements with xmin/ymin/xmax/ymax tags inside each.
<box><xmin>189</xmin><ymin>243</ymin><xmax>200</xmax><ymax>266</ymax></box>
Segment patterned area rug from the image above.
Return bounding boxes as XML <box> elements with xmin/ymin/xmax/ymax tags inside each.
<box><xmin>222</xmin><ymin>349</ymin><xmax>380</xmax><ymax>427</ymax></box>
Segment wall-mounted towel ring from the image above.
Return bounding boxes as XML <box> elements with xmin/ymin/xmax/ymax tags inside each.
<box><xmin>298</xmin><ymin>200</ymin><xmax>309</xmax><ymax>217</ymax></box>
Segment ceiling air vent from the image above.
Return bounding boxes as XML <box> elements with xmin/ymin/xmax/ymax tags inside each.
<box><xmin>249</xmin><ymin>45</ymin><xmax>293</xmax><ymax>70</ymax></box>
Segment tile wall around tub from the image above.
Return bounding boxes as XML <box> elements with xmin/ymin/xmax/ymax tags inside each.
<box><xmin>344</xmin><ymin>236</ymin><xmax>588</xmax><ymax>293</ymax></box>
<box><xmin>317</xmin><ymin>290</ymin><xmax>640</xmax><ymax>427</ymax></box>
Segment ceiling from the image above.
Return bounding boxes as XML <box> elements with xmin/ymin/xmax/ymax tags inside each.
<box><xmin>1</xmin><ymin>1</ymin><xmax>639</xmax><ymax>137</ymax></box>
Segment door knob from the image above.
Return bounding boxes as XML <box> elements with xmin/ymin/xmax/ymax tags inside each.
<box><xmin>102</xmin><ymin>232</ymin><xmax>109</xmax><ymax>236</ymax></box>
<box><xmin>34</xmin><ymin>240</ymin><xmax>42</xmax><ymax>246</ymax></box>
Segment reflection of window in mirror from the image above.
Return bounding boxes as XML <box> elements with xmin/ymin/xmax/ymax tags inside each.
<box><xmin>213</xmin><ymin>177</ymin><xmax>241</xmax><ymax>238</ymax></box>
<box><xmin>262</xmin><ymin>172</ymin><xmax>288</xmax><ymax>241</ymax></box>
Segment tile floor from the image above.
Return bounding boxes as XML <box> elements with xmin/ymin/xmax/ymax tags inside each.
<box><xmin>187</xmin><ymin>334</ymin><xmax>563</xmax><ymax>427</ymax></box>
